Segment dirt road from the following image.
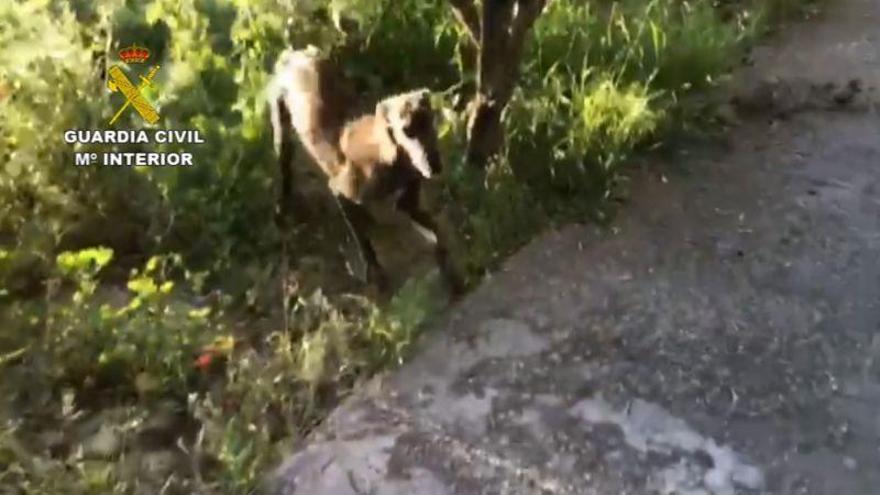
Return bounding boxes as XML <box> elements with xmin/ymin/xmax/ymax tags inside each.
<box><xmin>268</xmin><ymin>1</ymin><xmax>880</xmax><ymax>493</ymax></box>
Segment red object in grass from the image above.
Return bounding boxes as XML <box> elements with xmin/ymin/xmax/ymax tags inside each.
<box><xmin>194</xmin><ymin>351</ymin><xmax>216</xmax><ymax>372</ymax></box>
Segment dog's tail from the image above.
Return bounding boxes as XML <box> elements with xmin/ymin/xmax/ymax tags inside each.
<box><xmin>269</xmin><ymin>87</ymin><xmax>295</xmax><ymax>222</ymax></box>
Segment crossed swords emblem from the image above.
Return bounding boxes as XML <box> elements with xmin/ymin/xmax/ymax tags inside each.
<box><xmin>107</xmin><ymin>64</ymin><xmax>161</xmax><ymax>126</ymax></box>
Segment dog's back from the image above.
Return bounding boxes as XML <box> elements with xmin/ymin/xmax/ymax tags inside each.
<box><xmin>336</xmin><ymin>113</ymin><xmax>424</xmax><ymax>203</ymax></box>
<box><xmin>268</xmin><ymin>47</ymin><xmax>352</xmax><ymax>177</ymax></box>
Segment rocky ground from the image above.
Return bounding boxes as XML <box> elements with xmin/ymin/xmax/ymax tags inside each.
<box><xmin>266</xmin><ymin>0</ymin><xmax>880</xmax><ymax>493</ymax></box>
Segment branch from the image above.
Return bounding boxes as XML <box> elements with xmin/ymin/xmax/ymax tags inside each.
<box><xmin>448</xmin><ymin>0</ymin><xmax>480</xmax><ymax>45</ymax></box>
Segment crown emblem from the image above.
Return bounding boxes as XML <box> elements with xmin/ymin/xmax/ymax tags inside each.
<box><xmin>118</xmin><ymin>44</ymin><xmax>150</xmax><ymax>64</ymax></box>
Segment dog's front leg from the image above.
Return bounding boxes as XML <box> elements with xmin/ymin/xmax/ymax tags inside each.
<box><xmin>395</xmin><ymin>182</ymin><xmax>464</xmax><ymax>297</ymax></box>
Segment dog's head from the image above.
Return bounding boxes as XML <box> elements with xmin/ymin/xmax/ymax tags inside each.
<box><xmin>376</xmin><ymin>89</ymin><xmax>442</xmax><ymax>178</ymax></box>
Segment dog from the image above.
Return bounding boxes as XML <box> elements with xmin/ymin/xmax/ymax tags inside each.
<box><xmin>267</xmin><ymin>46</ymin><xmax>463</xmax><ymax>295</ymax></box>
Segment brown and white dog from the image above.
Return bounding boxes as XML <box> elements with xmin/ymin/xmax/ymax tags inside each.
<box><xmin>267</xmin><ymin>46</ymin><xmax>461</xmax><ymax>294</ymax></box>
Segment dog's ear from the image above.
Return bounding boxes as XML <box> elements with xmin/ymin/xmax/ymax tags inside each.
<box><xmin>377</xmin><ymin>96</ymin><xmax>416</xmax><ymax>128</ymax></box>
<box><xmin>375</xmin><ymin>100</ymin><xmax>398</xmax><ymax>139</ymax></box>
<box><xmin>414</xmin><ymin>89</ymin><xmax>431</xmax><ymax>106</ymax></box>
<box><xmin>376</xmin><ymin>100</ymin><xmax>392</xmax><ymax>125</ymax></box>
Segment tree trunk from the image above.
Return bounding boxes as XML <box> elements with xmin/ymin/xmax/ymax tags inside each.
<box><xmin>465</xmin><ymin>94</ymin><xmax>503</xmax><ymax>166</ymax></box>
<box><xmin>449</xmin><ymin>0</ymin><xmax>547</xmax><ymax>168</ymax></box>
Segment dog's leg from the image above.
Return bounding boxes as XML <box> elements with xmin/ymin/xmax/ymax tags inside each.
<box><xmin>395</xmin><ymin>182</ymin><xmax>465</xmax><ymax>296</ymax></box>
<box><xmin>334</xmin><ymin>195</ymin><xmax>388</xmax><ymax>291</ymax></box>
<box><xmin>271</xmin><ymin>97</ymin><xmax>296</xmax><ymax>223</ymax></box>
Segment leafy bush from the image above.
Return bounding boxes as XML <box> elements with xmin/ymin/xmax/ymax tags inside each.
<box><xmin>37</xmin><ymin>249</ymin><xmax>217</xmax><ymax>398</ymax></box>
<box><xmin>0</xmin><ymin>1</ymin><xmax>132</xmax><ymax>289</ymax></box>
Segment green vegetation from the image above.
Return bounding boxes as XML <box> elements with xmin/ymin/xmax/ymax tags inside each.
<box><xmin>0</xmin><ymin>0</ymin><xmax>820</xmax><ymax>492</ymax></box>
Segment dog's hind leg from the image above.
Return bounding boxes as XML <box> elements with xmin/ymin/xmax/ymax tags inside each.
<box><xmin>271</xmin><ymin>97</ymin><xmax>295</xmax><ymax>221</ymax></box>
<box><xmin>334</xmin><ymin>195</ymin><xmax>388</xmax><ymax>292</ymax></box>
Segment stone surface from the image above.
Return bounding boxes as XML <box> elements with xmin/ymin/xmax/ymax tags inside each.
<box><xmin>267</xmin><ymin>1</ymin><xmax>880</xmax><ymax>493</ymax></box>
